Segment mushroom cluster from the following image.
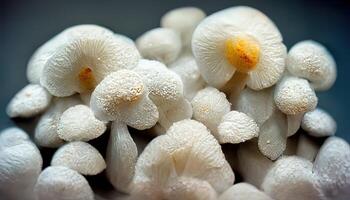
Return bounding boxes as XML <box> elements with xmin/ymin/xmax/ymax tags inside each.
<box><xmin>1</xmin><ymin>5</ymin><xmax>348</xmax><ymax>200</ymax></box>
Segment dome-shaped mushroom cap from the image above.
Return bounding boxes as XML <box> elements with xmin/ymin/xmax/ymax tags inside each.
<box><xmin>219</xmin><ymin>183</ymin><xmax>273</xmax><ymax>200</ymax></box>
<box><xmin>90</xmin><ymin>69</ymin><xmax>159</xmax><ymax>129</ymax></box>
<box><xmin>262</xmin><ymin>156</ymin><xmax>323</xmax><ymax>200</ymax></box>
<box><xmin>192</xmin><ymin>6</ymin><xmax>286</xmax><ymax>89</ymax></box>
<box><xmin>7</xmin><ymin>84</ymin><xmax>52</xmax><ymax>118</ymax></box>
<box><xmin>136</xmin><ymin>28</ymin><xmax>181</xmax><ymax>64</ymax></box>
<box><xmin>287</xmin><ymin>40</ymin><xmax>337</xmax><ymax>91</ymax></box>
<box><xmin>0</xmin><ymin>142</ymin><xmax>43</xmax><ymax>200</ymax></box>
<box><xmin>57</xmin><ymin>104</ymin><xmax>106</xmax><ymax>142</ymax></box>
<box><xmin>191</xmin><ymin>87</ymin><xmax>231</xmax><ymax>138</ymax></box>
<box><xmin>0</xmin><ymin>127</ymin><xmax>29</xmax><ymax>149</ymax></box>
<box><xmin>161</xmin><ymin>7</ymin><xmax>206</xmax><ymax>47</ymax></box>
<box><xmin>115</xmin><ymin>33</ymin><xmax>135</xmax><ymax>46</ymax></box>
<box><xmin>41</xmin><ymin>25</ymin><xmax>140</xmax><ymax>97</ymax></box>
<box><xmin>133</xmin><ymin>59</ymin><xmax>184</xmax><ymax>107</ymax></box>
<box><xmin>34</xmin><ymin>166</ymin><xmax>94</xmax><ymax>200</ymax></box>
<box><xmin>313</xmin><ymin>137</ymin><xmax>350</xmax><ymax>200</ymax></box>
<box><xmin>35</xmin><ymin>96</ymin><xmax>81</xmax><ymax>148</ymax></box>
<box><xmin>51</xmin><ymin>141</ymin><xmax>105</xmax><ymax>175</ymax></box>
<box><xmin>133</xmin><ymin>119</ymin><xmax>235</xmax><ymax>193</ymax></box>
<box><xmin>301</xmin><ymin>108</ymin><xmax>337</xmax><ymax>137</ymax></box>
<box><xmin>218</xmin><ymin>111</ymin><xmax>259</xmax><ymax>144</ymax></box>
<box><xmin>274</xmin><ymin>76</ymin><xmax>318</xmax><ymax>115</ymax></box>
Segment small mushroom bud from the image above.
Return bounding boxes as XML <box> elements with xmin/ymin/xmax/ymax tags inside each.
<box><xmin>34</xmin><ymin>166</ymin><xmax>94</xmax><ymax>200</ymax></box>
<box><xmin>51</xmin><ymin>141</ymin><xmax>106</xmax><ymax>175</ymax></box>
<box><xmin>7</xmin><ymin>84</ymin><xmax>52</xmax><ymax>118</ymax></box>
<box><xmin>136</xmin><ymin>28</ymin><xmax>181</xmax><ymax>64</ymax></box>
<box><xmin>287</xmin><ymin>40</ymin><xmax>337</xmax><ymax>91</ymax></box>
<box><xmin>0</xmin><ymin>127</ymin><xmax>29</xmax><ymax>149</ymax></box>
<box><xmin>219</xmin><ymin>183</ymin><xmax>273</xmax><ymax>200</ymax></box>
<box><xmin>191</xmin><ymin>87</ymin><xmax>231</xmax><ymax>138</ymax></box>
<box><xmin>217</xmin><ymin>111</ymin><xmax>259</xmax><ymax>144</ymax></box>
<box><xmin>35</xmin><ymin>96</ymin><xmax>82</xmax><ymax>148</ymax></box>
<box><xmin>313</xmin><ymin>136</ymin><xmax>350</xmax><ymax>199</ymax></box>
<box><xmin>301</xmin><ymin>108</ymin><xmax>337</xmax><ymax>137</ymax></box>
<box><xmin>274</xmin><ymin>76</ymin><xmax>318</xmax><ymax>115</ymax></box>
<box><xmin>296</xmin><ymin>134</ymin><xmax>319</xmax><ymax>161</ymax></box>
<box><xmin>161</xmin><ymin>7</ymin><xmax>206</xmax><ymax>48</ymax></box>
<box><xmin>57</xmin><ymin>105</ymin><xmax>106</xmax><ymax>142</ymax></box>
<box><xmin>261</xmin><ymin>156</ymin><xmax>323</xmax><ymax>200</ymax></box>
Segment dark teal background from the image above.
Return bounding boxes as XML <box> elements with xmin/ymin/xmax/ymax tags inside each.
<box><xmin>0</xmin><ymin>0</ymin><xmax>349</xmax><ymax>142</ymax></box>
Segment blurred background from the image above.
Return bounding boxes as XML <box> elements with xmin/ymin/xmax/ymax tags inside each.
<box><xmin>0</xmin><ymin>0</ymin><xmax>349</xmax><ymax>142</ymax></box>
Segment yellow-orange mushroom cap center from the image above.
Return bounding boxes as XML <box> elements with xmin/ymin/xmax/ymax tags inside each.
<box><xmin>78</xmin><ymin>67</ymin><xmax>96</xmax><ymax>91</ymax></box>
<box><xmin>225</xmin><ymin>35</ymin><xmax>260</xmax><ymax>73</ymax></box>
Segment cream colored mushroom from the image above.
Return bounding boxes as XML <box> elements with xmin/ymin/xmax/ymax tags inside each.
<box><xmin>296</xmin><ymin>134</ymin><xmax>319</xmax><ymax>161</ymax></box>
<box><xmin>57</xmin><ymin>104</ymin><xmax>106</xmax><ymax>142</ymax></box>
<box><xmin>301</xmin><ymin>108</ymin><xmax>337</xmax><ymax>137</ymax></box>
<box><xmin>313</xmin><ymin>136</ymin><xmax>350</xmax><ymax>200</ymax></box>
<box><xmin>261</xmin><ymin>156</ymin><xmax>323</xmax><ymax>200</ymax></box>
<box><xmin>287</xmin><ymin>40</ymin><xmax>337</xmax><ymax>91</ymax></box>
<box><xmin>219</xmin><ymin>183</ymin><xmax>273</xmax><ymax>200</ymax></box>
<box><xmin>41</xmin><ymin>25</ymin><xmax>140</xmax><ymax>97</ymax></box>
<box><xmin>286</xmin><ymin>113</ymin><xmax>304</xmax><ymax>137</ymax></box>
<box><xmin>51</xmin><ymin>141</ymin><xmax>106</xmax><ymax>175</ymax></box>
<box><xmin>34</xmin><ymin>166</ymin><xmax>94</xmax><ymax>200</ymax></box>
<box><xmin>161</xmin><ymin>7</ymin><xmax>206</xmax><ymax>48</ymax></box>
<box><xmin>217</xmin><ymin>111</ymin><xmax>259</xmax><ymax>144</ymax></box>
<box><xmin>7</xmin><ymin>84</ymin><xmax>52</xmax><ymax>118</ymax></box>
<box><xmin>0</xmin><ymin>127</ymin><xmax>29</xmax><ymax>149</ymax></box>
<box><xmin>274</xmin><ymin>76</ymin><xmax>318</xmax><ymax>115</ymax></box>
<box><xmin>192</xmin><ymin>87</ymin><xmax>231</xmax><ymax>138</ymax></box>
<box><xmin>35</xmin><ymin>96</ymin><xmax>81</xmax><ymax>148</ymax></box>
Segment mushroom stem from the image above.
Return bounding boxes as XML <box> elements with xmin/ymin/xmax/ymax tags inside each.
<box><xmin>221</xmin><ymin>72</ymin><xmax>249</xmax><ymax>106</ymax></box>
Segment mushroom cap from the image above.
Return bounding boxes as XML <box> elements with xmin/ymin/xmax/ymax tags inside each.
<box><xmin>301</xmin><ymin>108</ymin><xmax>337</xmax><ymax>137</ymax></box>
<box><xmin>161</xmin><ymin>7</ymin><xmax>206</xmax><ymax>47</ymax></box>
<box><xmin>296</xmin><ymin>134</ymin><xmax>319</xmax><ymax>162</ymax></box>
<box><xmin>287</xmin><ymin>40</ymin><xmax>337</xmax><ymax>91</ymax></box>
<box><xmin>261</xmin><ymin>156</ymin><xmax>323</xmax><ymax>200</ymax></box>
<box><xmin>51</xmin><ymin>141</ymin><xmax>106</xmax><ymax>175</ymax></box>
<box><xmin>57</xmin><ymin>104</ymin><xmax>106</xmax><ymax>142</ymax></box>
<box><xmin>313</xmin><ymin>136</ymin><xmax>350</xmax><ymax>199</ymax></box>
<box><xmin>274</xmin><ymin>76</ymin><xmax>318</xmax><ymax>115</ymax></box>
<box><xmin>133</xmin><ymin>119</ymin><xmax>235</xmax><ymax>193</ymax></box>
<box><xmin>218</xmin><ymin>111</ymin><xmax>259</xmax><ymax>144</ymax></box>
<box><xmin>106</xmin><ymin>121</ymin><xmax>138</xmax><ymax>193</ymax></box>
<box><xmin>34</xmin><ymin>166</ymin><xmax>94</xmax><ymax>200</ymax></box>
<box><xmin>35</xmin><ymin>96</ymin><xmax>81</xmax><ymax>148</ymax></box>
<box><xmin>136</xmin><ymin>28</ymin><xmax>181</xmax><ymax>64</ymax></box>
<box><xmin>41</xmin><ymin>25</ymin><xmax>140</xmax><ymax>97</ymax></box>
<box><xmin>192</xmin><ymin>6</ymin><xmax>286</xmax><ymax>89</ymax></box>
<box><xmin>133</xmin><ymin>59</ymin><xmax>184</xmax><ymax>107</ymax></box>
<box><xmin>0</xmin><ymin>142</ymin><xmax>43</xmax><ymax>200</ymax></box>
<box><xmin>219</xmin><ymin>183</ymin><xmax>273</xmax><ymax>200</ymax></box>
<box><xmin>90</xmin><ymin>69</ymin><xmax>159</xmax><ymax>129</ymax></box>
<box><xmin>7</xmin><ymin>84</ymin><xmax>52</xmax><ymax>118</ymax></box>
<box><xmin>0</xmin><ymin>127</ymin><xmax>29</xmax><ymax>149</ymax></box>
<box><xmin>170</xmin><ymin>56</ymin><xmax>206</xmax><ymax>100</ymax></box>
<box><xmin>191</xmin><ymin>87</ymin><xmax>231</xmax><ymax>138</ymax></box>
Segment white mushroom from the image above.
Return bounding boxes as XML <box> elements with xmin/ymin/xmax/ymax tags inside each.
<box><xmin>57</xmin><ymin>104</ymin><xmax>106</xmax><ymax>142</ymax></box>
<box><xmin>0</xmin><ymin>140</ymin><xmax>42</xmax><ymax>200</ymax></box>
<box><xmin>161</xmin><ymin>7</ymin><xmax>206</xmax><ymax>48</ymax></box>
<box><xmin>51</xmin><ymin>141</ymin><xmax>106</xmax><ymax>175</ymax></box>
<box><xmin>296</xmin><ymin>134</ymin><xmax>319</xmax><ymax>161</ymax></box>
<box><xmin>0</xmin><ymin>127</ymin><xmax>29</xmax><ymax>149</ymax></box>
<box><xmin>301</xmin><ymin>108</ymin><xmax>337</xmax><ymax>137</ymax></box>
<box><xmin>191</xmin><ymin>87</ymin><xmax>231</xmax><ymax>138</ymax></box>
<box><xmin>274</xmin><ymin>76</ymin><xmax>318</xmax><ymax>115</ymax></box>
<box><xmin>6</xmin><ymin>84</ymin><xmax>52</xmax><ymax>118</ymax></box>
<box><xmin>169</xmin><ymin>56</ymin><xmax>206</xmax><ymax>100</ymax></box>
<box><xmin>217</xmin><ymin>111</ymin><xmax>259</xmax><ymax>144</ymax></box>
<box><xmin>106</xmin><ymin>121</ymin><xmax>138</xmax><ymax>193</ymax></box>
<box><xmin>313</xmin><ymin>136</ymin><xmax>350</xmax><ymax>200</ymax></box>
<box><xmin>35</xmin><ymin>96</ymin><xmax>82</xmax><ymax>148</ymax></box>
<box><xmin>136</xmin><ymin>28</ymin><xmax>181</xmax><ymax>64</ymax></box>
<box><xmin>34</xmin><ymin>166</ymin><xmax>94</xmax><ymax>200</ymax></box>
<box><xmin>287</xmin><ymin>40</ymin><xmax>337</xmax><ymax>91</ymax></box>
<box><xmin>261</xmin><ymin>156</ymin><xmax>323</xmax><ymax>200</ymax></box>
<box><xmin>132</xmin><ymin>120</ymin><xmax>235</xmax><ymax>195</ymax></box>
<box><xmin>41</xmin><ymin>25</ymin><xmax>140</xmax><ymax>97</ymax></box>
<box><xmin>219</xmin><ymin>183</ymin><xmax>273</xmax><ymax>200</ymax></box>
<box><xmin>192</xmin><ymin>6</ymin><xmax>286</xmax><ymax>101</ymax></box>
<box><xmin>286</xmin><ymin>113</ymin><xmax>303</xmax><ymax>137</ymax></box>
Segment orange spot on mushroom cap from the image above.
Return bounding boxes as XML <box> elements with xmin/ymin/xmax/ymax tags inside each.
<box><xmin>78</xmin><ymin>67</ymin><xmax>96</xmax><ymax>91</ymax></box>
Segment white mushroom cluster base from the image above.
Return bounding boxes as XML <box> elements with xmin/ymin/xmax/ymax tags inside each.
<box><xmin>1</xmin><ymin>5</ymin><xmax>348</xmax><ymax>200</ymax></box>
